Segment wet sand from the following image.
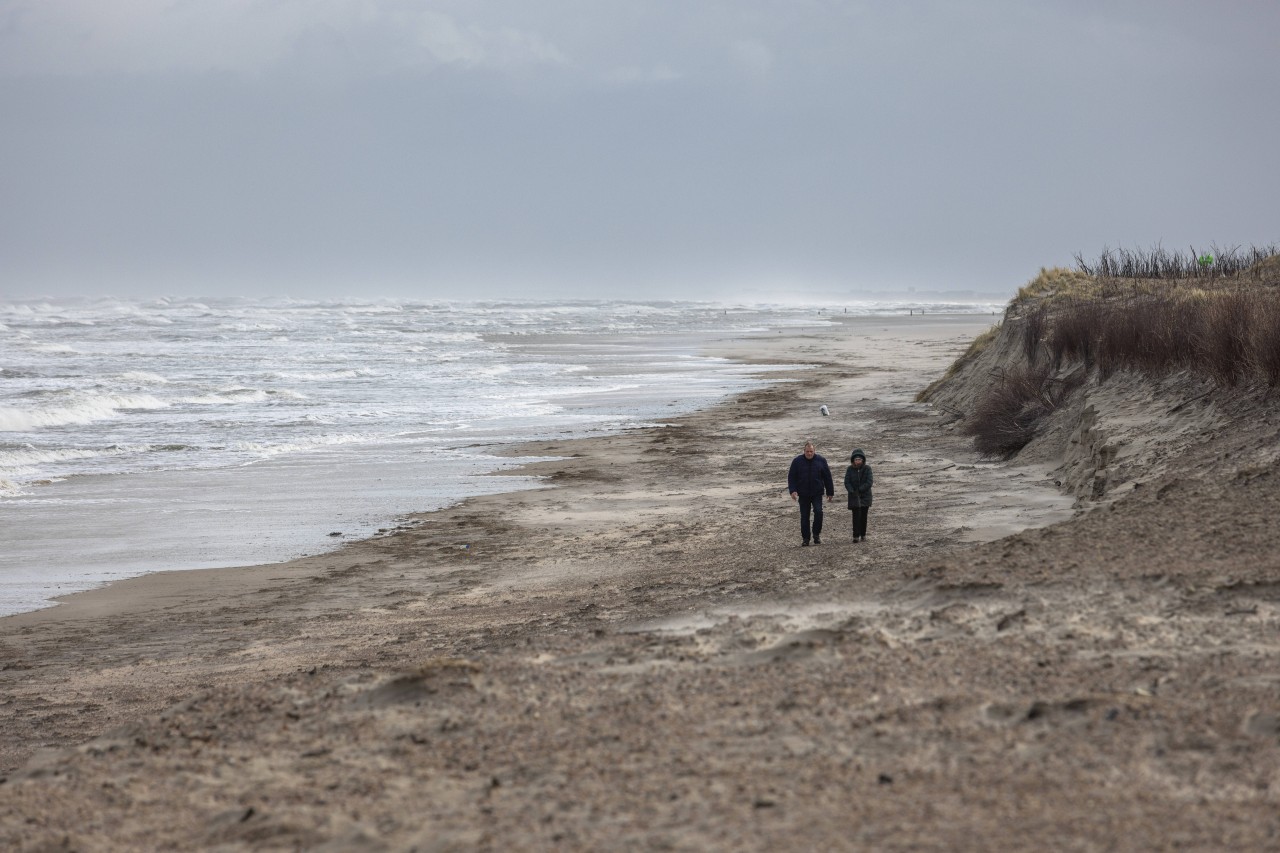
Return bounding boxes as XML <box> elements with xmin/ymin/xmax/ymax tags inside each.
<box><xmin>3</xmin><ymin>313</ymin><xmax>1277</xmax><ymax>851</ymax></box>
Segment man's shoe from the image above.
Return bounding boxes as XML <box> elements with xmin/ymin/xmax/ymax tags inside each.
<box><xmin>813</xmin><ymin>535</ymin><xmax>822</xmax><ymax>545</ymax></box>
<box><xmin>802</xmin><ymin>540</ymin><xmax>810</xmax><ymax>547</ymax></box>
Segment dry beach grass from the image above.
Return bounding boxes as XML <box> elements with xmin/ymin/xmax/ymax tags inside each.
<box><xmin>2</xmin><ymin>312</ymin><xmax>1279</xmax><ymax>851</ymax></box>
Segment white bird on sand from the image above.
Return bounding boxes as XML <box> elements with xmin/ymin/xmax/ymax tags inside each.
<box><xmin>820</xmin><ymin>405</ymin><xmax>830</xmax><ymax>416</ymax></box>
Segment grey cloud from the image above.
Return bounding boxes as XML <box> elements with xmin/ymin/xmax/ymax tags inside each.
<box><xmin>0</xmin><ymin>1</ymin><xmax>570</xmax><ymax>77</ymax></box>
<box><xmin>0</xmin><ymin>1</ymin><xmax>1276</xmax><ymax>300</ymax></box>
<box><xmin>602</xmin><ymin>64</ymin><xmax>682</xmax><ymax>86</ymax></box>
<box><xmin>729</xmin><ymin>40</ymin><xmax>774</xmax><ymax>75</ymax></box>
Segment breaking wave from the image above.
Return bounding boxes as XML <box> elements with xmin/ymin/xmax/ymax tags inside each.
<box><xmin>0</xmin><ymin>392</ymin><xmax>169</xmax><ymax>432</ymax></box>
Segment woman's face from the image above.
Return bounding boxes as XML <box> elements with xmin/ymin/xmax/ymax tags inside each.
<box><xmin>853</xmin><ymin>457</ymin><xmax>863</xmax><ymax>467</ymax></box>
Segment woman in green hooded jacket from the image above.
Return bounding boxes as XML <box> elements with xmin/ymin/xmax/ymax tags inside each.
<box><xmin>844</xmin><ymin>449</ymin><xmax>873</xmax><ymax>542</ymax></box>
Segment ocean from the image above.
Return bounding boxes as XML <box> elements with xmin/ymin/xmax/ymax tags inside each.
<box><xmin>0</xmin><ymin>296</ymin><xmax>997</xmax><ymax>616</ymax></box>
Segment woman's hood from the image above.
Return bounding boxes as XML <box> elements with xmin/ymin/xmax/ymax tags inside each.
<box><xmin>850</xmin><ymin>449</ymin><xmax>866</xmax><ymax>463</ymax></box>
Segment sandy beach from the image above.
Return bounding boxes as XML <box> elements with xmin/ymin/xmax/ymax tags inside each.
<box><xmin>3</xmin><ymin>313</ymin><xmax>1278</xmax><ymax>851</ymax></box>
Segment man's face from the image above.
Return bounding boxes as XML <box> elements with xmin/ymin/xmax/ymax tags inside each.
<box><xmin>853</xmin><ymin>457</ymin><xmax>863</xmax><ymax>467</ymax></box>
<box><xmin>803</xmin><ymin>444</ymin><xmax>815</xmax><ymax>459</ymax></box>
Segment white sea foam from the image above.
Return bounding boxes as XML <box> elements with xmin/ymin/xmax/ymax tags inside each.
<box><xmin>0</xmin><ymin>392</ymin><xmax>169</xmax><ymax>431</ymax></box>
<box><xmin>409</xmin><ymin>332</ymin><xmax>484</xmax><ymax>343</ymax></box>
<box><xmin>267</xmin><ymin>369</ymin><xmax>379</xmax><ymax>381</ymax></box>
<box><xmin>0</xmin><ymin>295</ymin><xmax>1000</xmax><ymax>617</ymax></box>
<box><xmin>217</xmin><ymin>322</ymin><xmax>287</xmax><ymax>333</ymax></box>
<box><xmin>184</xmin><ymin>389</ymin><xmax>269</xmax><ymax>405</ymax></box>
<box><xmin>0</xmin><ymin>446</ymin><xmax>117</xmax><ymax>469</ymax></box>
<box><xmin>119</xmin><ymin>371</ymin><xmax>170</xmax><ymax>384</ymax></box>
<box><xmin>227</xmin><ymin>432</ymin><xmax>374</xmax><ymax>458</ymax></box>
<box><xmin>0</xmin><ymin>445</ymin><xmax>130</xmax><ymax>494</ymax></box>
<box><xmin>182</xmin><ymin>388</ymin><xmax>305</xmax><ymax>405</ymax></box>
<box><xmin>342</xmin><ymin>305</ymin><xmax>402</xmax><ymax>315</ymax></box>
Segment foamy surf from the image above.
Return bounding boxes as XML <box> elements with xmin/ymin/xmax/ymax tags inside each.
<box><xmin>0</xmin><ymin>296</ymin><xmax>1001</xmax><ymax>615</ymax></box>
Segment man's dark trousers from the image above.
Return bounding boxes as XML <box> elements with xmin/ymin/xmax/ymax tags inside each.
<box><xmin>799</xmin><ymin>494</ymin><xmax>824</xmax><ymax>543</ymax></box>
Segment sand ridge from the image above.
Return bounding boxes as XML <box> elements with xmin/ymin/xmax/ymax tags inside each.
<box><xmin>2</xmin><ymin>314</ymin><xmax>1278</xmax><ymax>850</ymax></box>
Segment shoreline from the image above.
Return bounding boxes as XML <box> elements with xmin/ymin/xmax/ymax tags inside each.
<box><xmin>0</xmin><ymin>315</ymin><xmax>1024</xmax><ymax>745</ymax></box>
<box><xmin>3</xmin><ymin>313</ymin><xmax>1005</xmax><ymax>631</ymax></box>
<box><xmin>21</xmin><ymin>314</ymin><xmax>1255</xmax><ymax>849</ymax></box>
<box><xmin>0</xmin><ymin>323</ymin><xmax>795</xmax><ymax>626</ymax></box>
<box><xmin>6</xmin><ymin>302</ymin><xmax>870</xmax><ymax>621</ymax></box>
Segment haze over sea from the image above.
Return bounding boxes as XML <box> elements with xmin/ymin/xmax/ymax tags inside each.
<box><xmin>0</xmin><ymin>296</ymin><xmax>998</xmax><ymax>616</ymax></box>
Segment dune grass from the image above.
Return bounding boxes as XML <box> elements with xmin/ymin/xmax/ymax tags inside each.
<box><xmin>1073</xmin><ymin>244</ymin><xmax>1280</xmax><ymax>281</ymax></box>
<box><xmin>961</xmin><ymin>363</ymin><xmax>1082</xmax><ymax>458</ymax></box>
<box><xmin>1015</xmin><ymin>267</ymin><xmax>1097</xmax><ymax>303</ymax></box>
<box><xmin>961</xmin><ymin>256</ymin><xmax>1280</xmax><ymax>457</ymax></box>
<box><xmin>1042</xmin><ymin>289</ymin><xmax>1280</xmax><ymax>387</ymax></box>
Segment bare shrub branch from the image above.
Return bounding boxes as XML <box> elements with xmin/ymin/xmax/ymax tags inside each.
<box><xmin>1044</xmin><ymin>289</ymin><xmax>1280</xmax><ymax>388</ymax></box>
<box><xmin>1047</xmin><ymin>298</ymin><xmax>1102</xmax><ymax>370</ymax></box>
<box><xmin>1021</xmin><ymin>303</ymin><xmax>1048</xmax><ymax>365</ymax></box>
<box><xmin>1250</xmin><ymin>296</ymin><xmax>1280</xmax><ymax>387</ymax></box>
<box><xmin>1072</xmin><ymin>242</ymin><xmax>1280</xmax><ymax>282</ymax></box>
<box><xmin>1200</xmin><ymin>292</ymin><xmax>1254</xmax><ymax>385</ymax></box>
<box><xmin>963</xmin><ymin>364</ymin><xmax>1080</xmax><ymax>458</ymax></box>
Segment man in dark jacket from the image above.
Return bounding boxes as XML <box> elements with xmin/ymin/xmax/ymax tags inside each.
<box><xmin>844</xmin><ymin>448</ymin><xmax>874</xmax><ymax>542</ymax></box>
<box><xmin>788</xmin><ymin>441</ymin><xmax>835</xmax><ymax>546</ymax></box>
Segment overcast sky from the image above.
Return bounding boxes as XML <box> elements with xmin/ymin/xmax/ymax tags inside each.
<box><xmin>2</xmin><ymin>1</ymin><xmax>1277</xmax><ymax>302</ymax></box>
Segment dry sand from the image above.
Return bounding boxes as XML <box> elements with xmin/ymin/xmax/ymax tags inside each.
<box><xmin>2</xmin><ymin>314</ymin><xmax>1278</xmax><ymax>851</ymax></box>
